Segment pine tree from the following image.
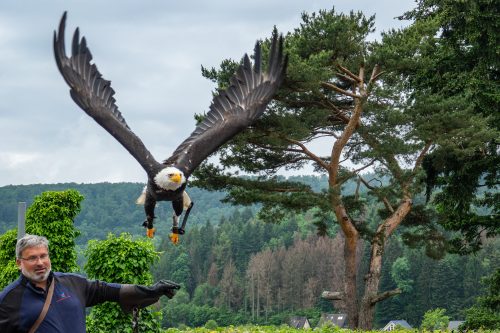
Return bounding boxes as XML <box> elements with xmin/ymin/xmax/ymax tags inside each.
<box><xmin>192</xmin><ymin>2</ymin><xmax>496</xmax><ymax>326</ymax></box>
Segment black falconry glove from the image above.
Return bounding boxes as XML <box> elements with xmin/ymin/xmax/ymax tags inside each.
<box><xmin>119</xmin><ymin>280</ymin><xmax>181</xmax><ymax>313</ymax></box>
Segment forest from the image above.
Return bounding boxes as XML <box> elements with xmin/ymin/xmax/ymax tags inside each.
<box><xmin>0</xmin><ymin>180</ymin><xmax>497</xmax><ymax>329</ymax></box>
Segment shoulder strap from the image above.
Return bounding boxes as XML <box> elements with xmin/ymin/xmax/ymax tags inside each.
<box><xmin>28</xmin><ymin>279</ymin><xmax>55</xmax><ymax>333</ymax></box>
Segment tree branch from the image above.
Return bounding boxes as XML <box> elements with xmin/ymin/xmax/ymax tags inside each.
<box><xmin>336</xmin><ymin>72</ymin><xmax>358</xmax><ymax>84</ymax></box>
<box><xmin>336</xmin><ymin>63</ymin><xmax>361</xmax><ymax>83</ymax></box>
<box><xmin>368</xmin><ymin>64</ymin><xmax>383</xmax><ymax>85</ymax></box>
<box><xmin>337</xmin><ymin>173</ymin><xmax>358</xmax><ymax>187</ymax></box>
<box><xmin>412</xmin><ymin>141</ymin><xmax>433</xmax><ymax>174</ymax></box>
<box><xmin>330</xmin><ymin>89</ymin><xmax>364</xmax><ymax>185</ymax></box>
<box><xmin>246</xmin><ymin>140</ymin><xmax>329</xmax><ymax>171</ymax></box>
<box><xmin>323</xmin><ymin>100</ymin><xmax>351</xmax><ymax>125</ymax></box>
<box><xmin>267</xmin><ymin>187</ymin><xmax>307</xmax><ymax>193</ymax></box>
<box><xmin>372</xmin><ymin>70</ymin><xmax>385</xmax><ymax>83</ymax></box>
<box><xmin>283</xmin><ymin>137</ymin><xmax>331</xmax><ymax>171</ymax></box>
<box><xmin>352</xmin><ymin>159</ymin><xmax>376</xmax><ymax>174</ymax></box>
<box><xmin>370</xmin><ymin>288</ymin><xmax>402</xmax><ymax>305</ymax></box>
<box><xmin>322</xmin><ymin>82</ymin><xmax>361</xmax><ymax>99</ymax></box>
<box><xmin>359</xmin><ymin>176</ymin><xmax>395</xmax><ymax>213</ymax></box>
<box><xmin>247</xmin><ymin>140</ymin><xmax>301</xmax><ymax>153</ymax></box>
<box><xmin>312</xmin><ymin>130</ymin><xmax>339</xmax><ymax>138</ymax></box>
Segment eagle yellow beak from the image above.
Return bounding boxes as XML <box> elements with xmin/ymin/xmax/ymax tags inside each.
<box><xmin>170</xmin><ymin>173</ymin><xmax>181</xmax><ymax>184</ymax></box>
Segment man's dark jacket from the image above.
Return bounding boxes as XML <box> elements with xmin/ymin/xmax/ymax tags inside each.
<box><xmin>0</xmin><ymin>271</ymin><xmax>143</xmax><ymax>333</ymax></box>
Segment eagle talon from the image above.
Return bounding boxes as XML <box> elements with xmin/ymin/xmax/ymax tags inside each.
<box><xmin>169</xmin><ymin>226</ymin><xmax>183</xmax><ymax>244</ymax></box>
<box><xmin>146</xmin><ymin>228</ymin><xmax>156</xmax><ymax>238</ymax></box>
<box><xmin>169</xmin><ymin>233</ymin><xmax>179</xmax><ymax>245</ymax></box>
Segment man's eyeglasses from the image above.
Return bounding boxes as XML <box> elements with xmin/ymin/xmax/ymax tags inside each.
<box><xmin>20</xmin><ymin>254</ymin><xmax>50</xmax><ymax>263</ymax></box>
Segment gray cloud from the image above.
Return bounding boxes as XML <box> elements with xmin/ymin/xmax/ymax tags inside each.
<box><xmin>0</xmin><ymin>0</ymin><xmax>414</xmax><ymax>186</ymax></box>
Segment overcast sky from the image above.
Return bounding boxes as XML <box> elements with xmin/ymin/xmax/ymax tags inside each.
<box><xmin>0</xmin><ymin>0</ymin><xmax>415</xmax><ymax>186</ymax></box>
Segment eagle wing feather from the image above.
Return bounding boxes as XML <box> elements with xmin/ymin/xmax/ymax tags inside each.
<box><xmin>54</xmin><ymin>12</ymin><xmax>159</xmax><ymax>176</ymax></box>
<box><xmin>54</xmin><ymin>12</ymin><xmax>287</xmax><ymax>181</ymax></box>
<box><xmin>165</xmin><ymin>32</ymin><xmax>287</xmax><ymax>177</ymax></box>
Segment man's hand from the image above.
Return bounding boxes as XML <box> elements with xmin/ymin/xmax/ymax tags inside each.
<box><xmin>119</xmin><ymin>280</ymin><xmax>181</xmax><ymax>313</ymax></box>
<box><xmin>151</xmin><ymin>280</ymin><xmax>181</xmax><ymax>299</ymax></box>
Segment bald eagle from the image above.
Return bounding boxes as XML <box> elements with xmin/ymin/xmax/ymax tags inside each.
<box><xmin>53</xmin><ymin>12</ymin><xmax>287</xmax><ymax>242</ymax></box>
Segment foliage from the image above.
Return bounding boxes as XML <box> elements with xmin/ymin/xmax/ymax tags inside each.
<box><xmin>204</xmin><ymin>319</ymin><xmax>218</xmax><ymax>330</ymax></box>
<box><xmin>420</xmin><ymin>308</ymin><xmax>449</xmax><ymax>331</ymax></box>
<box><xmin>25</xmin><ymin>189</ymin><xmax>82</xmax><ymax>272</ymax></box>
<box><xmin>463</xmin><ymin>268</ymin><xmax>500</xmax><ymax>330</ymax></box>
<box><xmin>153</xmin><ymin>208</ymin><xmax>499</xmax><ymax>329</ymax></box>
<box><xmin>162</xmin><ymin>301</ymin><xmax>242</xmax><ymax>328</ymax></box>
<box><xmin>390</xmin><ymin>257</ymin><xmax>413</xmax><ymax>293</ymax></box>
<box><xmin>0</xmin><ymin>184</ymin><xmax>497</xmax><ymax>329</ymax></box>
<box><xmin>0</xmin><ymin>229</ymin><xmax>19</xmax><ymax>289</ymax></box>
<box><xmin>0</xmin><ymin>182</ymin><xmax>247</xmax><ymax>243</ymax></box>
<box><xmin>192</xmin><ymin>3</ymin><xmax>496</xmax><ymax>328</ymax></box>
<box><xmin>86</xmin><ymin>302</ymin><xmax>162</xmax><ymax>333</ymax></box>
<box><xmin>84</xmin><ymin>233</ymin><xmax>162</xmax><ymax>333</ymax></box>
<box><xmin>162</xmin><ymin>325</ymin><xmax>499</xmax><ymax>333</ymax></box>
<box><xmin>376</xmin><ymin>237</ymin><xmax>499</xmax><ymax>327</ymax></box>
<box><xmin>395</xmin><ymin>0</ymin><xmax>500</xmax><ymax>253</ymax></box>
<box><xmin>192</xmin><ymin>283</ymin><xmax>218</xmax><ymax>306</ymax></box>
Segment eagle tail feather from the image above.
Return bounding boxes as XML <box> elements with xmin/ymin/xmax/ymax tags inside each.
<box><xmin>136</xmin><ymin>186</ymin><xmax>147</xmax><ymax>205</ymax></box>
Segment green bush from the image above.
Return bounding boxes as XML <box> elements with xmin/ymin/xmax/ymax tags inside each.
<box><xmin>204</xmin><ymin>319</ymin><xmax>218</xmax><ymax>330</ymax></box>
<box><xmin>0</xmin><ymin>229</ymin><xmax>19</xmax><ymax>289</ymax></box>
<box><xmin>463</xmin><ymin>268</ymin><xmax>500</xmax><ymax>329</ymax></box>
<box><xmin>26</xmin><ymin>190</ymin><xmax>82</xmax><ymax>272</ymax></box>
<box><xmin>176</xmin><ymin>323</ymin><xmax>189</xmax><ymax>330</ymax></box>
<box><xmin>84</xmin><ymin>233</ymin><xmax>162</xmax><ymax>333</ymax></box>
<box><xmin>420</xmin><ymin>308</ymin><xmax>449</xmax><ymax>331</ymax></box>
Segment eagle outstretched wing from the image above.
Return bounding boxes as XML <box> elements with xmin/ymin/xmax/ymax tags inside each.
<box><xmin>53</xmin><ymin>12</ymin><xmax>159</xmax><ymax>176</ymax></box>
<box><xmin>165</xmin><ymin>32</ymin><xmax>287</xmax><ymax>177</ymax></box>
<box><xmin>54</xmin><ymin>12</ymin><xmax>287</xmax><ymax>180</ymax></box>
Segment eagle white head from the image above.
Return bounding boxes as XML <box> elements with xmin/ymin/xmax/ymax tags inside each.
<box><xmin>154</xmin><ymin>166</ymin><xmax>186</xmax><ymax>191</ymax></box>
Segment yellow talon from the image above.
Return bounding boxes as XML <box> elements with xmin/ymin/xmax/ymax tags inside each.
<box><xmin>169</xmin><ymin>233</ymin><xmax>179</xmax><ymax>245</ymax></box>
<box><xmin>146</xmin><ymin>228</ymin><xmax>156</xmax><ymax>238</ymax></box>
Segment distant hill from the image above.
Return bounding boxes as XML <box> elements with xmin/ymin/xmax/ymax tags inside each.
<box><xmin>0</xmin><ymin>182</ymin><xmax>237</xmax><ymax>244</ymax></box>
<box><xmin>0</xmin><ymin>175</ymin><xmax>367</xmax><ymax>244</ymax></box>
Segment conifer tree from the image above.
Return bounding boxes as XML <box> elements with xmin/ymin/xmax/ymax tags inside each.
<box><xmin>193</xmin><ymin>5</ymin><xmax>495</xmax><ymax>328</ymax></box>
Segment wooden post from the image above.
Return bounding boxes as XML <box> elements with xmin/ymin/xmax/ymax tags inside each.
<box><xmin>17</xmin><ymin>202</ymin><xmax>26</xmax><ymax>240</ymax></box>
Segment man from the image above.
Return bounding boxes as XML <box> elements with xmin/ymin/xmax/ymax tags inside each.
<box><xmin>0</xmin><ymin>234</ymin><xmax>180</xmax><ymax>333</ymax></box>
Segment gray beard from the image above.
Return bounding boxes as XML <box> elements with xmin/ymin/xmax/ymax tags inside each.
<box><xmin>22</xmin><ymin>267</ymin><xmax>51</xmax><ymax>284</ymax></box>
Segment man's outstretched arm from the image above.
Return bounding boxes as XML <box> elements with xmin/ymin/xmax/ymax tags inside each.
<box><xmin>119</xmin><ymin>280</ymin><xmax>181</xmax><ymax>313</ymax></box>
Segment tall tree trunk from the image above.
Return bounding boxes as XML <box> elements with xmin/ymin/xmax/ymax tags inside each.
<box><xmin>358</xmin><ymin>198</ymin><xmax>412</xmax><ymax>329</ymax></box>
<box><xmin>332</xmin><ymin>193</ymin><xmax>360</xmax><ymax>328</ymax></box>
<box><xmin>358</xmin><ymin>233</ymin><xmax>385</xmax><ymax>329</ymax></box>
<box><xmin>343</xmin><ymin>227</ymin><xmax>359</xmax><ymax>328</ymax></box>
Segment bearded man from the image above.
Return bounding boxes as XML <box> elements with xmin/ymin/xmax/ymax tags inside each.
<box><xmin>0</xmin><ymin>234</ymin><xmax>180</xmax><ymax>333</ymax></box>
